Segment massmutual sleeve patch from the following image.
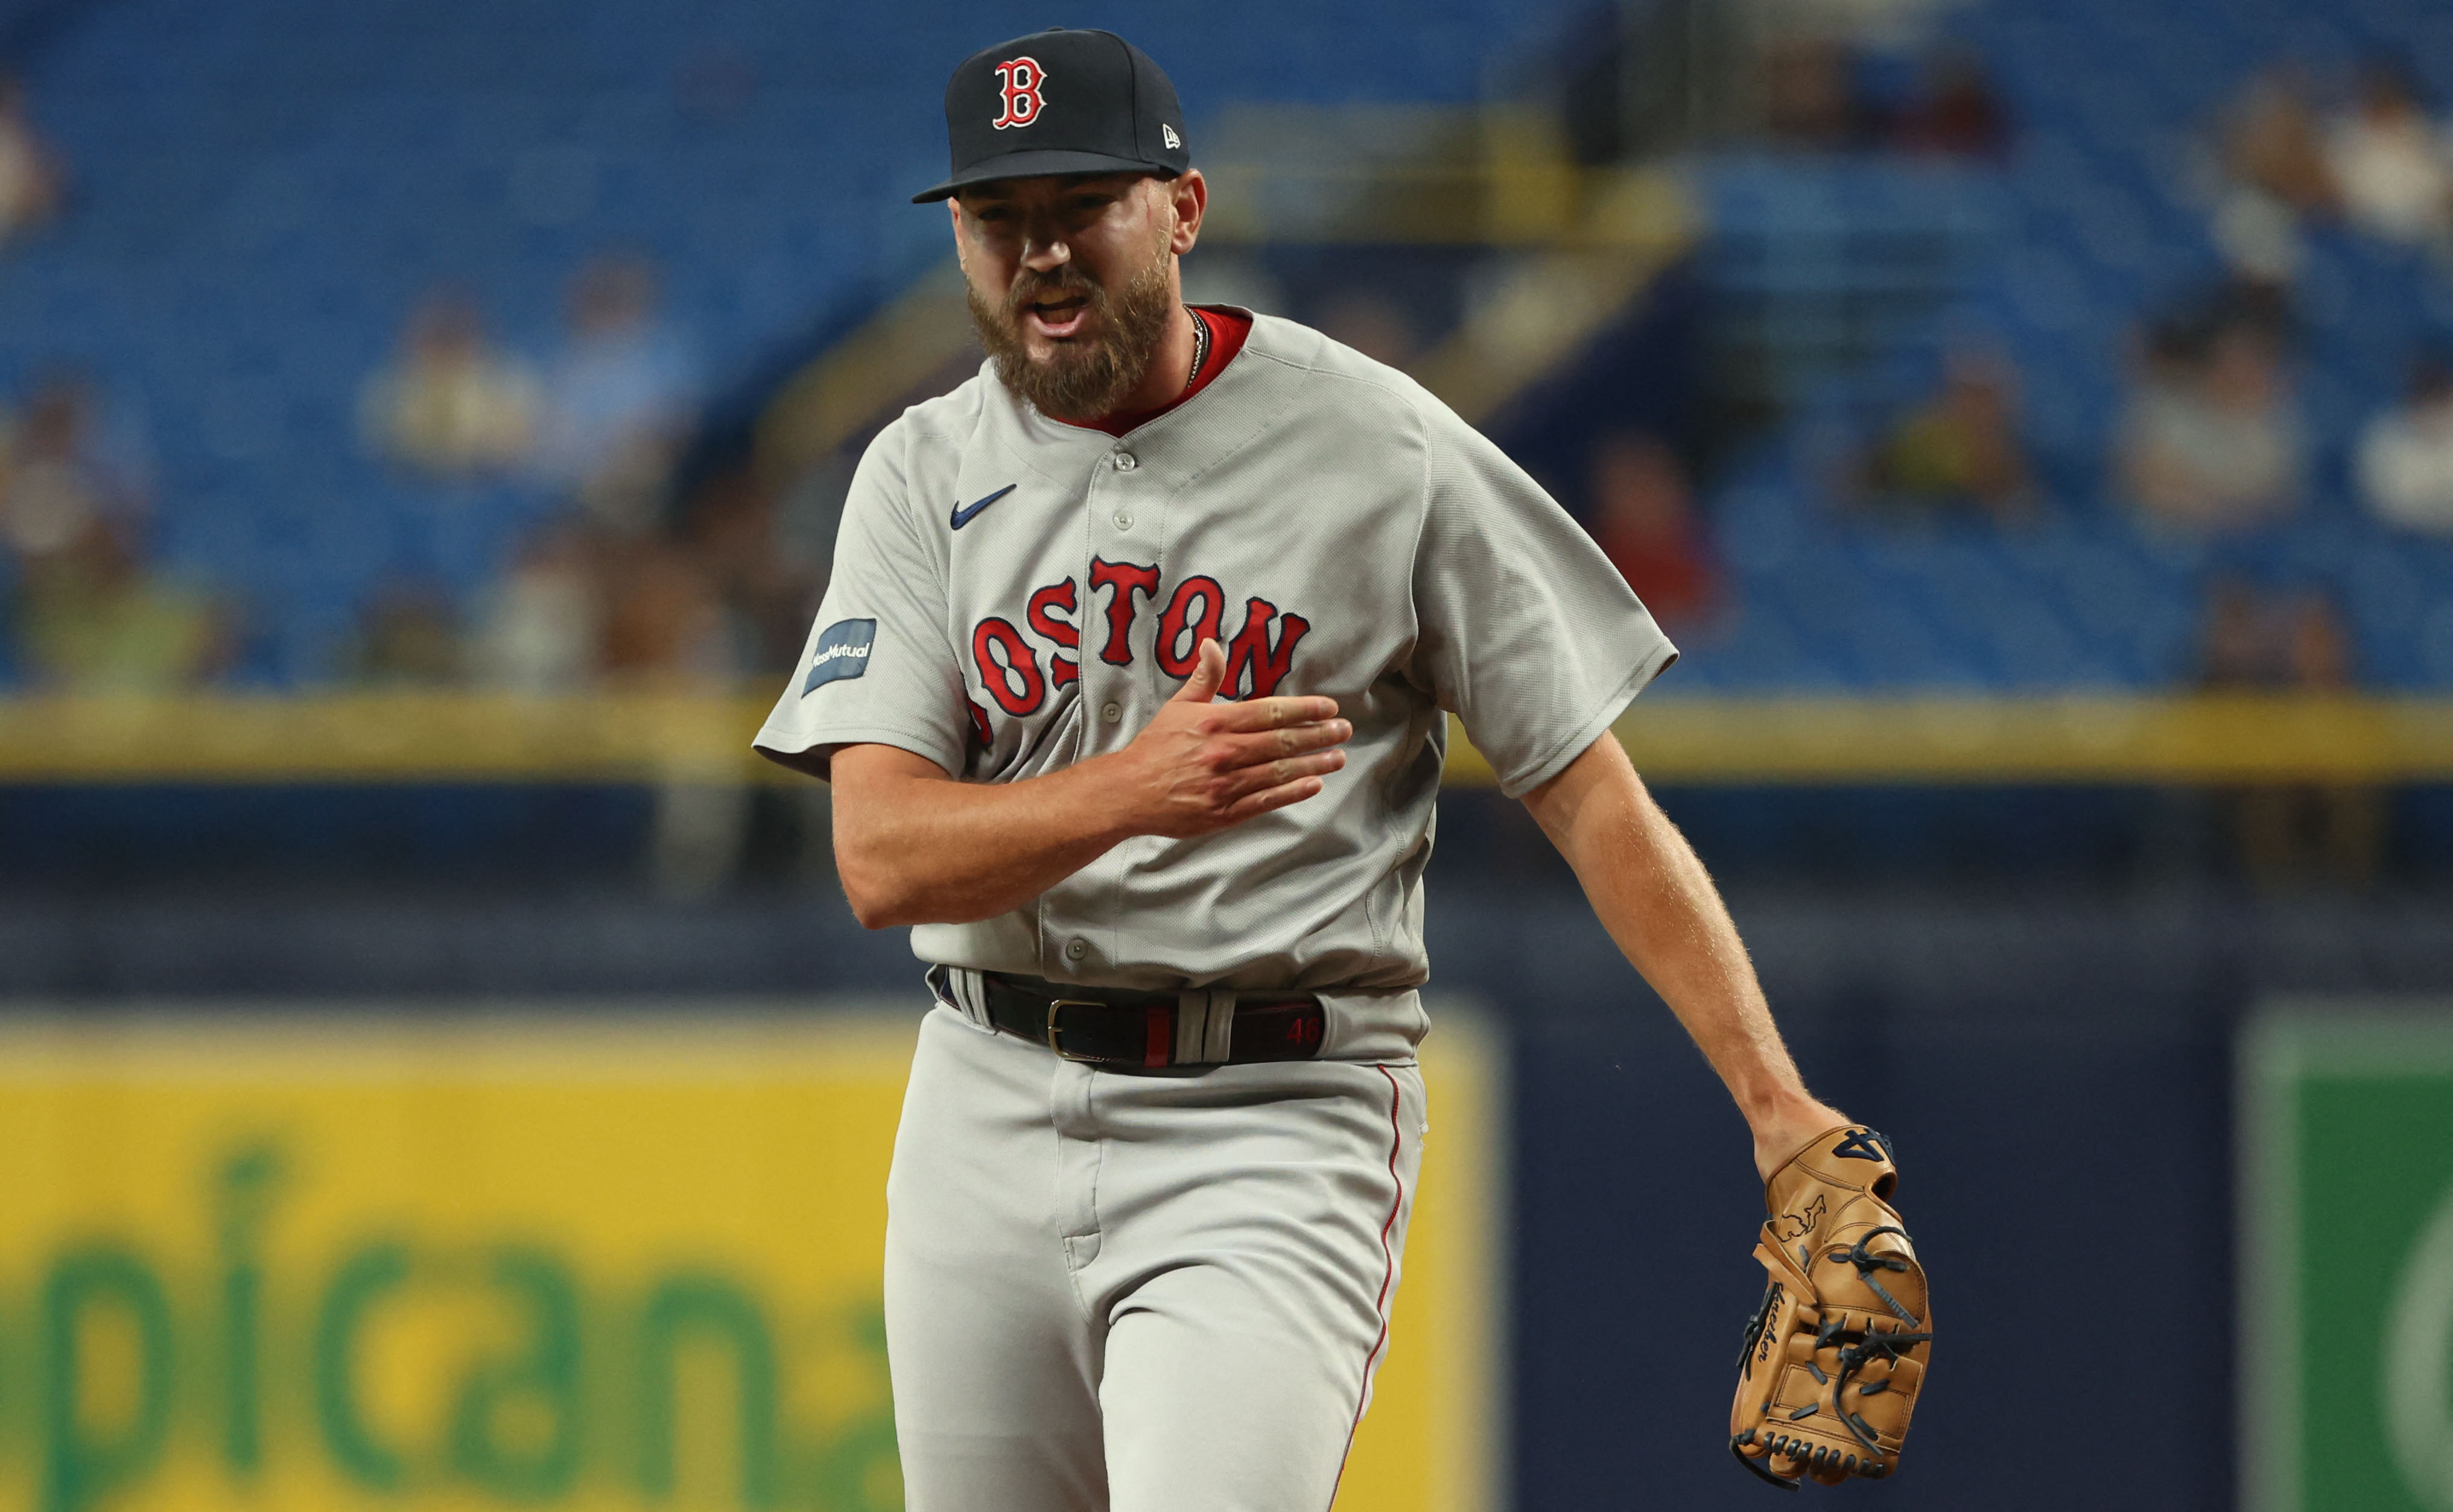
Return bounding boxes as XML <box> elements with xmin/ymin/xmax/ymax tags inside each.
<box><xmin>802</xmin><ymin>618</ymin><xmax>878</xmax><ymax>694</ymax></box>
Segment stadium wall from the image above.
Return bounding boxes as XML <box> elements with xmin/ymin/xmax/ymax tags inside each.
<box><xmin>11</xmin><ymin>881</ymin><xmax>2446</xmax><ymax>1509</ymax></box>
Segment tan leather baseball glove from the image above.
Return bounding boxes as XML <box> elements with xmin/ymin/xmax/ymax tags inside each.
<box><xmin>1728</xmin><ymin>1125</ymin><xmax>1932</xmax><ymax>1487</ymax></box>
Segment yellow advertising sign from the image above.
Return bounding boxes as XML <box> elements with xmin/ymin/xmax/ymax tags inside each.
<box><xmin>0</xmin><ymin>1007</ymin><xmax>1500</xmax><ymax>1512</ymax></box>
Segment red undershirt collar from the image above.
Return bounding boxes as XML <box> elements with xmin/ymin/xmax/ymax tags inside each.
<box><xmin>1056</xmin><ymin>306</ymin><xmax>1253</xmax><ymax>438</ymax></box>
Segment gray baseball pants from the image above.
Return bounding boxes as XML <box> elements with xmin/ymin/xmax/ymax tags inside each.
<box><xmin>883</xmin><ymin>1005</ymin><xmax>1426</xmax><ymax>1512</ymax></box>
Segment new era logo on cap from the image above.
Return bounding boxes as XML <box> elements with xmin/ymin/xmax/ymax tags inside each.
<box><xmin>1162</xmin><ymin>123</ymin><xmax>1179</xmax><ymax>149</ymax></box>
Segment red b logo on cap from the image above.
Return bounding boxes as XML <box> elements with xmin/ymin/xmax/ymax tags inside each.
<box><xmin>991</xmin><ymin>57</ymin><xmax>1045</xmax><ymax>130</ymax></box>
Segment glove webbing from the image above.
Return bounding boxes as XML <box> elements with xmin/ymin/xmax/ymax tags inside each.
<box><xmin>1821</xmin><ymin>1226</ymin><xmax>1932</xmax><ymax>1456</ymax></box>
<box><xmin>1731</xmin><ymin>1225</ymin><xmax>1931</xmax><ymax>1485</ymax></box>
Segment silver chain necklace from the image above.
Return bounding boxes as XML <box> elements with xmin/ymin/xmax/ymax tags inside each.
<box><xmin>1182</xmin><ymin>306</ymin><xmax>1211</xmax><ymax>393</ymax></box>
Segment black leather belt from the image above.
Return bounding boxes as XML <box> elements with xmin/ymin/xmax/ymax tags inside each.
<box><xmin>978</xmin><ymin>972</ymin><xmax>1325</xmax><ymax>1069</ymax></box>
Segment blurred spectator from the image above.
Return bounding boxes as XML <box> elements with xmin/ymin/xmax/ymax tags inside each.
<box><xmin>13</xmin><ymin>519</ymin><xmax>226</xmax><ymax>691</ymax></box>
<box><xmin>472</xmin><ymin>525</ymin><xmax>602</xmax><ymax>692</ymax></box>
<box><xmin>0</xmin><ymin>375</ymin><xmax>210</xmax><ymax>689</ymax></box>
<box><xmin>1891</xmin><ymin>46</ymin><xmax>2009</xmax><ymax>158</ymax></box>
<box><xmin>1760</xmin><ymin>37</ymin><xmax>1869</xmax><ymax>149</ymax></box>
<box><xmin>0</xmin><ymin>75</ymin><xmax>64</xmax><ymax>248</ymax></box>
<box><xmin>530</xmin><ymin>255</ymin><xmax>702</xmax><ymax>533</ymax></box>
<box><xmin>2207</xmin><ymin>69</ymin><xmax>2336</xmax><ymax>284</ymax></box>
<box><xmin>2195</xmin><ymin>273</ymin><xmax>2297</xmax><ymax>350</ymax></box>
<box><xmin>2323</xmin><ymin>58</ymin><xmax>2452</xmax><ymax>249</ymax></box>
<box><xmin>685</xmin><ymin>471</ymin><xmax>823</xmax><ymax>678</ymax></box>
<box><xmin>0</xmin><ymin>374</ymin><xmax>147</xmax><ymax>564</ymax></box>
<box><xmin>2211</xmin><ymin>186</ymin><xmax>2306</xmax><ymax>286</ymax></box>
<box><xmin>1861</xmin><ymin>349</ymin><xmax>2033</xmax><ymax>520</ymax></box>
<box><xmin>2356</xmin><ymin>355</ymin><xmax>2453</xmax><ymax>533</ymax></box>
<box><xmin>360</xmin><ymin>293</ymin><xmax>539</xmax><ymax>478</ymax></box>
<box><xmin>2220</xmin><ymin>69</ymin><xmax>2338</xmax><ymax>218</ymax></box>
<box><xmin>598</xmin><ymin>538</ymin><xmax>729</xmax><ymax>686</ymax></box>
<box><xmin>2198</xmin><ymin>578</ymin><xmax>2379</xmax><ymax>886</ymax></box>
<box><xmin>2197</xmin><ymin>577</ymin><xmax>2268</xmax><ymax>688</ymax></box>
<box><xmin>2200</xmin><ymin>577</ymin><xmax>2349</xmax><ymax>690</ymax></box>
<box><xmin>1587</xmin><ymin>434</ymin><xmax>1718</xmax><ymax>630</ymax></box>
<box><xmin>349</xmin><ymin>581</ymin><xmax>463</xmax><ymax>684</ymax></box>
<box><xmin>592</xmin><ymin>534</ymin><xmax>744</xmax><ymax>899</ymax></box>
<box><xmin>2116</xmin><ymin>320</ymin><xmax>2304</xmax><ymax>531</ymax></box>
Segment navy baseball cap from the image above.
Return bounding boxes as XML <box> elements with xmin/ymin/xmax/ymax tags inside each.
<box><xmin>913</xmin><ymin>28</ymin><xmax>1191</xmax><ymax>203</ymax></box>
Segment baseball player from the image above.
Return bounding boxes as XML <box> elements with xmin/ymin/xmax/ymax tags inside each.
<box><xmin>755</xmin><ymin>28</ymin><xmax>1871</xmax><ymax>1509</ymax></box>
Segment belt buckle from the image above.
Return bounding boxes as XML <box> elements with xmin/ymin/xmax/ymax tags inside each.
<box><xmin>1044</xmin><ymin>999</ymin><xmax>1108</xmax><ymax>1063</ymax></box>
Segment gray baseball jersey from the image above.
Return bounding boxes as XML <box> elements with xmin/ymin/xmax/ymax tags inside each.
<box><xmin>755</xmin><ymin>311</ymin><xmax>1676</xmax><ymax>1055</ymax></box>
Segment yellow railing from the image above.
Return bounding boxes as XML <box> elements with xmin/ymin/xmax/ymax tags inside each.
<box><xmin>5</xmin><ymin>694</ymin><xmax>2453</xmax><ymax>785</ymax></box>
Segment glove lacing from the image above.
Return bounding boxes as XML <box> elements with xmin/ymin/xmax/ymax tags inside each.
<box><xmin>1820</xmin><ymin>1226</ymin><xmax>1933</xmax><ymax>1455</ymax></box>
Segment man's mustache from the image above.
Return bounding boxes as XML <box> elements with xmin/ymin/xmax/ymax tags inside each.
<box><xmin>1004</xmin><ymin>270</ymin><xmax>1106</xmax><ymax>322</ymax></box>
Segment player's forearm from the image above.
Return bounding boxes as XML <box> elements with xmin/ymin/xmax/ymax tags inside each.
<box><xmin>1569</xmin><ymin>788</ymin><xmax>1812</xmax><ymax>1125</ymax></box>
<box><xmin>1524</xmin><ymin>737</ymin><xmax>1840</xmax><ymax>1163</ymax></box>
<box><xmin>828</xmin><ymin>647</ymin><xmax>1346</xmax><ymax>930</ymax></box>
<box><xmin>834</xmin><ymin>759</ymin><xmax>1134</xmax><ymax>928</ymax></box>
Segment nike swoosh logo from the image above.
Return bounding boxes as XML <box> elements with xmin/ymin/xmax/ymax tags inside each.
<box><xmin>951</xmin><ymin>484</ymin><xmax>1017</xmax><ymax>531</ymax></box>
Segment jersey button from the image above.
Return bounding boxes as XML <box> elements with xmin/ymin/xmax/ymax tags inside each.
<box><xmin>1101</xmin><ymin>701</ymin><xmax>1122</xmax><ymax>723</ymax></box>
<box><xmin>1064</xmin><ymin>938</ymin><xmax>1089</xmax><ymax>962</ymax></box>
<box><xmin>1112</xmin><ymin>452</ymin><xmax>1137</xmax><ymax>472</ymax></box>
<box><xmin>1112</xmin><ymin>510</ymin><xmax>1134</xmax><ymax>531</ymax></box>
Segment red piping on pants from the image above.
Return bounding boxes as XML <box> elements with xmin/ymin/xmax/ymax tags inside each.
<box><xmin>1325</xmin><ymin>1065</ymin><xmax>1406</xmax><ymax>1510</ymax></box>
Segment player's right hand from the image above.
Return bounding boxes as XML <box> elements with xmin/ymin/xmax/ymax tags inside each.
<box><xmin>1106</xmin><ymin>639</ymin><xmax>1351</xmax><ymax>837</ymax></box>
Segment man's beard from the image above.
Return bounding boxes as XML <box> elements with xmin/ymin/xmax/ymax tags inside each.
<box><xmin>969</xmin><ymin>255</ymin><xmax>1176</xmax><ymax>422</ymax></box>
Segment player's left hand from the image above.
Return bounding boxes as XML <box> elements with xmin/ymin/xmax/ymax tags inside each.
<box><xmin>1728</xmin><ymin>1125</ymin><xmax>1932</xmax><ymax>1487</ymax></box>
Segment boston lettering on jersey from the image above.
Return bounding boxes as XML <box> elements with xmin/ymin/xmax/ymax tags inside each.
<box><xmin>967</xmin><ymin>560</ymin><xmax>1311</xmax><ymax>721</ymax></box>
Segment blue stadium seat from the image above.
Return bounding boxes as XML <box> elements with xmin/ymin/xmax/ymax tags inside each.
<box><xmin>1679</xmin><ymin>0</ymin><xmax>2453</xmax><ymax>691</ymax></box>
<box><xmin>0</xmin><ymin>0</ymin><xmax>1599</xmax><ymax>686</ymax></box>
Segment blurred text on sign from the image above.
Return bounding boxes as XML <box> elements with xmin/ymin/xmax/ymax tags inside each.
<box><xmin>0</xmin><ymin>1006</ymin><xmax>1499</xmax><ymax>1512</ymax></box>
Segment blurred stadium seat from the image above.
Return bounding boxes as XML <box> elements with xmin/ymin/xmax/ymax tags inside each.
<box><xmin>1671</xmin><ymin>0</ymin><xmax>2453</xmax><ymax>692</ymax></box>
<box><xmin>0</xmin><ymin>0</ymin><xmax>1595</xmax><ymax>682</ymax></box>
<box><xmin>5</xmin><ymin>0</ymin><xmax>2451</xmax><ymax>697</ymax></box>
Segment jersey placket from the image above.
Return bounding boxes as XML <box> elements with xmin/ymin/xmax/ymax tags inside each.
<box><xmin>1049</xmin><ymin>440</ymin><xmax>1157</xmax><ymax>981</ymax></box>
<box><xmin>1087</xmin><ymin>440</ymin><xmax>1154</xmax><ymax>744</ymax></box>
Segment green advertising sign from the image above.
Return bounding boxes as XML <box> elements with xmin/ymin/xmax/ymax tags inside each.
<box><xmin>2242</xmin><ymin>1005</ymin><xmax>2453</xmax><ymax>1512</ymax></box>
